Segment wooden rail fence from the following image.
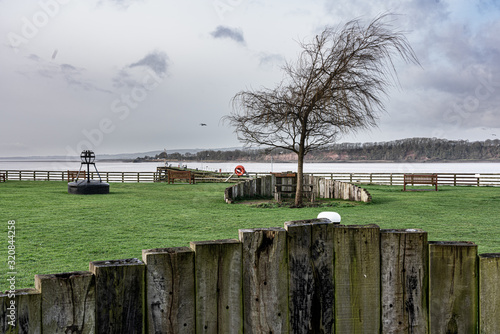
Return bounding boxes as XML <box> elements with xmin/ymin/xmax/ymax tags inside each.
<box><xmin>1</xmin><ymin>219</ymin><xmax>500</xmax><ymax>333</ymax></box>
<box><xmin>1</xmin><ymin>170</ymin><xmax>500</xmax><ymax>186</ymax></box>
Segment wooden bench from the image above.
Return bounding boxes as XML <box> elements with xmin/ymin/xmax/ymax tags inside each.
<box><xmin>168</xmin><ymin>170</ymin><xmax>195</xmax><ymax>184</ymax></box>
<box><xmin>67</xmin><ymin>170</ymin><xmax>86</xmax><ymax>182</ymax></box>
<box><xmin>404</xmin><ymin>174</ymin><xmax>438</xmax><ymax>191</ymax></box>
<box><xmin>0</xmin><ymin>172</ymin><xmax>5</xmax><ymax>182</ymax></box>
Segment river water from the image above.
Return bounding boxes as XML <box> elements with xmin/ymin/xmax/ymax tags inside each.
<box><xmin>1</xmin><ymin>160</ymin><xmax>499</xmax><ymax>174</ymax></box>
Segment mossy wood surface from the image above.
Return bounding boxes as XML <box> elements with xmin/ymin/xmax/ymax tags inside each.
<box><xmin>89</xmin><ymin>258</ymin><xmax>145</xmax><ymax>334</ymax></box>
<box><xmin>479</xmin><ymin>253</ymin><xmax>500</xmax><ymax>334</ymax></box>
<box><xmin>0</xmin><ymin>289</ymin><xmax>41</xmax><ymax>334</ymax></box>
<box><xmin>333</xmin><ymin>224</ymin><xmax>381</xmax><ymax>333</ymax></box>
<box><xmin>429</xmin><ymin>241</ymin><xmax>478</xmax><ymax>334</ymax></box>
<box><xmin>285</xmin><ymin>219</ymin><xmax>336</xmax><ymax>333</ymax></box>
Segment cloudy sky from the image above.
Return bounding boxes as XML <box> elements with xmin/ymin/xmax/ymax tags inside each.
<box><xmin>1</xmin><ymin>0</ymin><xmax>499</xmax><ymax>157</ymax></box>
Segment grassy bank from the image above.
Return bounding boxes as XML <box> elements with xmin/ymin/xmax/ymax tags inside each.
<box><xmin>1</xmin><ymin>181</ymin><xmax>499</xmax><ymax>290</ymax></box>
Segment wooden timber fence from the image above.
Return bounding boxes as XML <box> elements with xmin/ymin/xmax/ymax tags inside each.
<box><xmin>1</xmin><ymin>219</ymin><xmax>500</xmax><ymax>333</ymax></box>
<box><xmin>224</xmin><ymin>175</ymin><xmax>372</xmax><ymax>203</ymax></box>
<box><xmin>1</xmin><ymin>170</ymin><xmax>500</xmax><ymax>186</ymax></box>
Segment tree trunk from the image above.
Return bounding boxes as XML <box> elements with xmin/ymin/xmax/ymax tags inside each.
<box><xmin>295</xmin><ymin>149</ymin><xmax>304</xmax><ymax>207</ymax></box>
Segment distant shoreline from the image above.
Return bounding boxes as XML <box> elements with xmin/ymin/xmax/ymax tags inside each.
<box><xmin>127</xmin><ymin>158</ymin><xmax>500</xmax><ymax>164</ymax></box>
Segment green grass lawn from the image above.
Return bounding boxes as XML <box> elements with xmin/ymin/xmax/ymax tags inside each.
<box><xmin>1</xmin><ymin>181</ymin><xmax>499</xmax><ymax>291</ymax></box>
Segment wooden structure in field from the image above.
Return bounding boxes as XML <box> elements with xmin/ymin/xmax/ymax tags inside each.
<box><xmin>271</xmin><ymin>172</ymin><xmax>315</xmax><ymax>203</ymax></box>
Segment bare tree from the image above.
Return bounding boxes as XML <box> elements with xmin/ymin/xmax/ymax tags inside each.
<box><xmin>225</xmin><ymin>14</ymin><xmax>420</xmax><ymax>206</ymax></box>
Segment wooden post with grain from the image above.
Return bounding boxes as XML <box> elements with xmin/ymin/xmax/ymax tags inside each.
<box><xmin>239</xmin><ymin>227</ymin><xmax>288</xmax><ymax>334</ymax></box>
<box><xmin>35</xmin><ymin>271</ymin><xmax>95</xmax><ymax>334</ymax></box>
<box><xmin>429</xmin><ymin>241</ymin><xmax>478</xmax><ymax>333</ymax></box>
<box><xmin>190</xmin><ymin>239</ymin><xmax>243</xmax><ymax>334</ymax></box>
<box><xmin>284</xmin><ymin>219</ymin><xmax>336</xmax><ymax>333</ymax></box>
<box><xmin>142</xmin><ymin>247</ymin><xmax>195</xmax><ymax>334</ymax></box>
<box><xmin>380</xmin><ymin>229</ymin><xmax>429</xmax><ymax>333</ymax></box>
<box><xmin>334</xmin><ymin>224</ymin><xmax>381</xmax><ymax>333</ymax></box>
<box><xmin>479</xmin><ymin>253</ymin><xmax>500</xmax><ymax>333</ymax></box>
<box><xmin>89</xmin><ymin>258</ymin><xmax>145</xmax><ymax>334</ymax></box>
<box><xmin>0</xmin><ymin>288</ymin><xmax>41</xmax><ymax>333</ymax></box>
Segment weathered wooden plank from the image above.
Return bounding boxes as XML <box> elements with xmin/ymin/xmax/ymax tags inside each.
<box><xmin>380</xmin><ymin>229</ymin><xmax>428</xmax><ymax>334</ymax></box>
<box><xmin>190</xmin><ymin>239</ymin><xmax>243</xmax><ymax>334</ymax></box>
<box><xmin>429</xmin><ymin>241</ymin><xmax>478</xmax><ymax>334</ymax></box>
<box><xmin>310</xmin><ymin>219</ymin><xmax>335</xmax><ymax>333</ymax></box>
<box><xmin>285</xmin><ymin>218</ymin><xmax>335</xmax><ymax>333</ymax></box>
<box><xmin>285</xmin><ymin>220</ymin><xmax>313</xmax><ymax>334</ymax></box>
<box><xmin>142</xmin><ymin>247</ymin><xmax>195</xmax><ymax>334</ymax></box>
<box><xmin>479</xmin><ymin>253</ymin><xmax>500</xmax><ymax>334</ymax></box>
<box><xmin>0</xmin><ymin>288</ymin><xmax>41</xmax><ymax>334</ymax></box>
<box><xmin>334</xmin><ymin>224</ymin><xmax>381</xmax><ymax>333</ymax></box>
<box><xmin>35</xmin><ymin>271</ymin><xmax>95</xmax><ymax>333</ymax></box>
<box><xmin>239</xmin><ymin>227</ymin><xmax>288</xmax><ymax>334</ymax></box>
<box><xmin>89</xmin><ymin>258</ymin><xmax>145</xmax><ymax>334</ymax></box>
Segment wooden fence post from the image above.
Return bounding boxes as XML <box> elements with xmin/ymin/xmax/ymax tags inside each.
<box><xmin>89</xmin><ymin>258</ymin><xmax>145</xmax><ymax>334</ymax></box>
<box><xmin>142</xmin><ymin>247</ymin><xmax>195</xmax><ymax>334</ymax></box>
<box><xmin>0</xmin><ymin>288</ymin><xmax>41</xmax><ymax>333</ymax></box>
<box><xmin>429</xmin><ymin>241</ymin><xmax>478</xmax><ymax>334</ymax></box>
<box><xmin>285</xmin><ymin>219</ymin><xmax>336</xmax><ymax>333</ymax></box>
<box><xmin>479</xmin><ymin>253</ymin><xmax>500</xmax><ymax>333</ymax></box>
<box><xmin>239</xmin><ymin>227</ymin><xmax>288</xmax><ymax>334</ymax></box>
<box><xmin>310</xmin><ymin>219</ymin><xmax>336</xmax><ymax>332</ymax></box>
<box><xmin>285</xmin><ymin>220</ymin><xmax>313</xmax><ymax>333</ymax></box>
<box><xmin>190</xmin><ymin>239</ymin><xmax>243</xmax><ymax>334</ymax></box>
<box><xmin>334</xmin><ymin>224</ymin><xmax>381</xmax><ymax>333</ymax></box>
<box><xmin>380</xmin><ymin>229</ymin><xmax>428</xmax><ymax>334</ymax></box>
<box><xmin>35</xmin><ymin>271</ymin><xmax>95</xmax><ymax>333</ymax></box>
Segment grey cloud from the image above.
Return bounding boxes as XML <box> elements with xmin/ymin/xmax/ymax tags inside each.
<box><xmin>129</xmin><ymin>51</ymin><xmax>169</xmax><ymax>76</ymax></box>
<box><xmin>323</xmin><ymin>1</ymin><xmax>450</xmax><ymax>33</ymax></box>
<box><xmin>211</xmin><ymin>26</ymin><xmax>245</xmax><ymax>45</ymax></box>
<box><xmin>23</xmin><ymin>55</ymin><xmax>112</xmax><ymax>93</ymax></box>
<box><xmin>258</xmin><ymin>53</ymin><xmax>285</xmax><ymax>70</ymax></box>
<box><xmin>28</xmin><ymin>54</ymin><xmax>42</xmax><ymax>62</ymax></box>
<box><xmin>98</xmin><ymin>0</ymin><xmax>142</xmax><ymax>9</ymax></box>
<box><xmin>112</xmin><ymin>69</ymin><xmax>138</xmax><ymax>89</ymax></box>
<box><xmin>60</xmin><ymin>63</ymin><xmax>78</xmax><ymax>72</ymax></box>
<box><xmin>113</xmin><ymin>51</ymin><xmax>168</xmax><ymax>89</ymax></box>
<box><xmin>478</xmin><ymin>0</ymin><xmax>500</xmax><ymax>12</ymax></box>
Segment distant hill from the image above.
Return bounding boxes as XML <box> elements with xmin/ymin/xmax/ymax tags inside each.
<box><xmin>134</xmin><ymin>138</ymin><xmax>500</xmax><ymax>162</ymax></box>
<box><xmin>3</xmin><ymin>138</ymin><xmax>499</xmax><ymax>162</ymax></box>
<box><xmin>0</xmin><ymin>147</ymin><xmax>243</xmax><ymax>161</ymax></box>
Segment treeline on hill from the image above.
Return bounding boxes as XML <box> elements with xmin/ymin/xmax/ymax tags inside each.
<box><xmin>135</xmin><ymin>138</ymin><xmax>500</xmax><ymax>162</ymax></box>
